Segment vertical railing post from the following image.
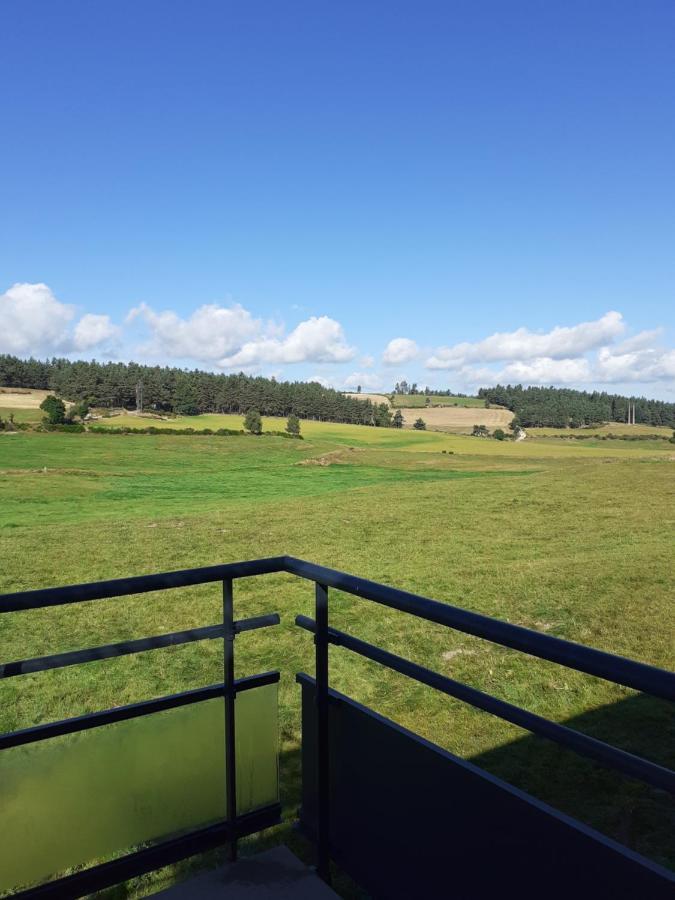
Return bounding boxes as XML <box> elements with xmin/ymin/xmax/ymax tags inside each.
<box><xmin>223</xmin><ymin>578</ymin><xmax>237</xmax><ymax>862</ymax></box>
<box><xmin>315</xmin><ymin>581</ymin><xmax>331</xmax><ymax>883</ymax></box>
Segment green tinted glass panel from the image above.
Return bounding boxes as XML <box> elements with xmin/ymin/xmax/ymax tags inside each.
<box><xmin>0</xmin><ymin>682</ymin><xmax>278</xmax><ymax>893</ymax></box>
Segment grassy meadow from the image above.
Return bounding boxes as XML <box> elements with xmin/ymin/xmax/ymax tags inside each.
<box><xmin>390</xmin><ymin>393</ymin><xmax>487</xmax><ymax>408</ymax></box>
<box><xmin>1</xmin><ymin>415</ymin><xmax>674</xmax><ymax>892</ymax></box>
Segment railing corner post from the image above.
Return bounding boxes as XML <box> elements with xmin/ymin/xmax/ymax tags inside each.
<box><xmin>315</xmin><ymin>581</ymin><xmax>331</xmax><ymax>883</ymax></box>
<box><xmin>223</xmin><ymin>577</ymin><xmax>237</xmax><ymax>863</ymax></box>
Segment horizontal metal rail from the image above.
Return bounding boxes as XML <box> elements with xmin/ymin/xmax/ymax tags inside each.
<box><xmin>1</xmin><ymin>556</ymin><xmax>672</xmax><ymax>701</ymax></box>
<box><xmin>236</xmin><ymin>612</ymin><xmax>281</xmax><ymax>633</ymax></box>
<box><xmin>284</xmin><ymin>557</ymin><xmax>675</xmax><ymax>702</ymax></box>
<box><xmin>0</xmin><ymin>671</ymin><xmax>280</xmax><ymax>750</ymax></box>
<box><xmin>1</xmin><ymin>557</ymin><xmax>673</xmax><ymax>896</ymax></box>
<box><xmin>0</xmin><ymin>624</ymin><xmax>223</xmax><ymax>678</ymax></box>
<box><xmin>0</xmin><ymin>556</ymin><xmax>287</xmax><ymax>611</ymax></box>
<box><xmin>0</xmin><ymin>614</ymin><xmax>280</xmax><ymax>679</ymax></box>
<box><xmin>295</xmin><ymin>616</ymin><xmax>674</xmax><ymax>794</ymax></box>
<box><xmin>12</xmin><ymin>804</ymin><xmax>282</xmax><ymax>900</ymax></box>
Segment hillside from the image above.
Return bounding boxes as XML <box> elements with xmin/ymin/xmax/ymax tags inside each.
<box><xmin>345</xmin><ymin>391</ymin><xmax>509</xmax><ymax>432</ymax></box>
<box><xmin>0</xmin><ymin>355</ymin><xmax>392</xmax><ymax>427</ymax></box>
<box><xmin>480</xmin><ymin>384</ymin><xmax>675</xmax><ymax>429</ymax></box>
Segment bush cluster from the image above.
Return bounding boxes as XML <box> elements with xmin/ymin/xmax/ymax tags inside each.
<box><xmin>86</xmin><ymin>425</ymin><xmax>302</xmax><ymax>438</ymax></box>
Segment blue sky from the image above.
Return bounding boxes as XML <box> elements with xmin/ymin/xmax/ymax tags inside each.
<box><xmin>2</xmin><ymin>1</ymin><xmax>674</xmax><ymax>397</ymax></box>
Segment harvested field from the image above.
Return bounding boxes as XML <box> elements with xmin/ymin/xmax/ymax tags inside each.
<box><xmin>344</xmin><ymin>392</ymin><xmax>391</xmax><ymax>405</ymax></box>
<box><xmin>398</xmin><ymin>405</ymin><xmax>513</xmax><ymax>431</ymax></box>
<box><xmin>0</xmin><ymin>387</ymin><xmax>57</xmax><ymax>409</ymax></box>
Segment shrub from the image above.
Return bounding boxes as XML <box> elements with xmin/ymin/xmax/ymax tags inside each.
<box><xmin>40</xmin><ymin>395</ymin><xmax>66</xmax><ymax>425</ymax></box>
<box><xmin>286</xmin><ymin>414</ymin><xmax>301</xmax><ymax>436</ymax></box>
<box><xmin>413</xmin><ymin>418</ymin><xmax>426</xmax><ymax>430</ymax></box>
<box><xmin>493</xmin><ymin>428</ymin><xmax>506</xmax><ymax>441</ymax></box>
<box><xmin>41</xmin><ymin>423</ymin><xmax>86</xmax><ymax>433</ymax></box>
<box><xmin>244</xmin><ymin>409</ymin><xmax>263</xmax><ymax>434</ymax></box>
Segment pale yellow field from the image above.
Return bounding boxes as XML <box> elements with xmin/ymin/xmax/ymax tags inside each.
<box><xmin>529</xmin><ymin>423</ymin><xmax>674</xmax><ymax>437</ymax></box>
<box><xmin>398</xmin><ymin>405</ymin><xmax>513</xmax><ymax>431</ymax></box>
<box><xmin>0</xmin><ymin>387</ymin><xmax>56</xmax><ymax>408</ymax></box>
<box><xmin>344</xmin><ymin>392</ymin><xmax>391</xmax><ymax>405</ymax></box>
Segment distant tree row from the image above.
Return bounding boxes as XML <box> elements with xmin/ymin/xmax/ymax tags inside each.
<box><xmin>478</xmin><ymin>384</ymin><xmax>675</xmax><ymax>429</ymax></box>
<box><xmin>393</xmin><ymin>381</ymin><xmax>477</xmax><ymax>398</ymax></box>
<box><xmin>0</xmin><ymin>355</ymin><xmax>392</xmax><ymax>427</ymax></box>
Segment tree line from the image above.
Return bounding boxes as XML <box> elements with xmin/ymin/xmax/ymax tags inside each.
<box><xmin>0</xmin><ymin>354</ymin><xmax>392</xmax><ymax>426</ymax></box>
<box><xmin>478</xmin><ymin>384</ymin><xmax>675</xmax><ymax>428</ymax></box>
<box><xmin>393</xmin><ymin>380</ymin><xmax>476</xmax><ymax>397</ymax></box>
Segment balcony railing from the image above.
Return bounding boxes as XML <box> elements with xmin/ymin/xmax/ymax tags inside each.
<box><xmin>1</xmin><ymin>556</ymin><xmax>673</xmax><ymax>898</ymax></box>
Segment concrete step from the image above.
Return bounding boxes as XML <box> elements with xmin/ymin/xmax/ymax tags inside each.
<box><xmin>150</xmin><ymin>845</ymin><xmax>339</xmax><ymax>899</ymax></box>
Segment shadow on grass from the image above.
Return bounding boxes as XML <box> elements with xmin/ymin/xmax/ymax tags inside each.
<box><xmin>469</xmin><ymin>691</ymin><xmax>674</xmax><ymax>872</ymax></box>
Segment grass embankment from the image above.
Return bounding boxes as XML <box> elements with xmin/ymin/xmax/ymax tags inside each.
<box><xmin>0</xmin><ymin>421</ymin><xmax>673</xmax><ymax>892</ymax></box>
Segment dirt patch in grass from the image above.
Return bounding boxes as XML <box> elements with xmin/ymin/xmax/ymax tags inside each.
<box><xmin>297</xmin><ymin>450</ymin><xmax>349</xmax><ymax>466</ymax></box>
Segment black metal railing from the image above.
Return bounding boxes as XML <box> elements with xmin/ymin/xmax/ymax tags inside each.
<box><xmin>0</xmin><ymin>558</ymin><xmax>286</xmax><ymax>899</ymax></box>
<box><xmin>1</xmin><ymin>555</ymin><xmax>674</xmax><ymax>897</ymax></box>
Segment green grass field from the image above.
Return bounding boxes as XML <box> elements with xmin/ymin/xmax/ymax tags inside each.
<box><xmin>1</xmin><ymin>421</ymin><xmax>673</xmax><ymax>892</ymax></box>
<box><xmin>391</xmin><ymin>393</ymin><xmax>486</xmax><ymax>407</ymax></box>
<box><xmin>0</xmin><ymin>405</ymin><xmax>42</xmax><ymax>424</ymax></box>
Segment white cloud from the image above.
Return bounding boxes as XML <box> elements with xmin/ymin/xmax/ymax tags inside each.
<box><xmin>73</xmin><ymin>313</ymin><xmax>120</xmax><ymax>351</ymax></box>
<box><xmin>130</xmin><ymin>302</ymin><xmax>355</xmax><ymax>369</ymax></box>
<box><xmin>456</xmin><ymin>343</ymin><xmax>675</xmax><ymax>388</ymax></box>
<box><xmin>429</xmin><ymin>313</ymin><xmax>673</xmax><ymax>390</ymax></box>
<box><xmin>343</xmin><ymin>372</ymin><xmax>384</xmax><ymax>391</ymax></box>
<box><xmin>127</xmin><ymin>302</ymin><xmax>263</xmax><ymax>361</ymax></box>
<box><xmin>0</xmin><ymin>282</ymin><xmax>119</xmax><ymax>355</ymax></box>
<box><xmin>218</xmin><ymin>315</ymin><xmax>355</xmax><ymax>368</ymax></box>
<box><xmin>360</xmin><ymin>354</ymin><xmax>375</xmax><ymax>368</ymax></box>
<box><xmin>611</xmin><ymin>328</ymin><xmax>663</xmax><ymax>355</ymax></box>
<box><xmin>308</xmin><ymin>374</ymin><xmax>333</xmax><ymax>388</ymax></box>
<box><xmin>595</xmin><ymin>345</ymin><xmax>675</xmax><ymax>383</ymax></box>
<box><xmin>498</xmin><ymin>357</ymin><xmax>593</xmax><ymax>384</ymax></box>
<box><xmin>0</xmin><ymin>282</ymin><xmax>74</xmax><ymax>354</ymax></box>
<box><xmin>383</xmin><ymin>337</ymin><xmax>419</xmax><ymax>365</ymax></box>
<box><xmin>426</xmin><ymin>312</ymin><xmax>625</xmax><ymax>370</ymax></box>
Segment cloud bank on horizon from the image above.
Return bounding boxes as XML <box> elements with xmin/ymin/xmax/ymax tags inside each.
<box><xmin>1</xmin><ymin>282</ymin><xmax>674</xmax><ymax>398</ymax></box>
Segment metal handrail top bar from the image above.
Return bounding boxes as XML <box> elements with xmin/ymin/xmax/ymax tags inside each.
<box><xmin>284</xmin><ymin>557</ymin><xmax>675</xmax><ymax>702</ymax></box>
<box><xmin>295</xmin><ymin>615</ymin><xmax>675</xmax><ymax>795</ymax></box>
<box><xmin>0</xmin><ymin>556</ymin><xmax>288</xmax><ymax>611</ymax></box>
<box><xmin>1</xmin><ymin>555</ymin><xmax>673</xmax><ymax>701</ymax></box>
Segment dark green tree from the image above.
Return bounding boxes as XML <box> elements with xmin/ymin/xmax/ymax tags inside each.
<box><xmin>286</xmin><ymin>413</ymin><xmax>300</xmax><ymax>436</ymax></box>
<box><xmin>40</xmin><ymin>395</ymin><xmax>66</xmax><ymax>424</ymax></box>
<box><xmin>4</xmin><ymin>354</ymin><xmax>673</xmax><ymax>431</ymax></box>
<box><xmin>493</xmin><ymin>428</ymin><xmax>506</xmax><ymax>441</ymax></box>
<box><xmin>244</xmin><ymin>409</ymin><xmax>262</xmax><ymax>434</ymax></box>
<box><xmin>173</xmin><ymin>380</ymin><xmax>199</xmax><ymax>416</ymax></box>
<box><xmin>413</xmin><ymin>417</ymin><xmax>426</xmax><ymax>430</ymax></box>
<box><xmin>392</xmin><ymin>409</ymin><xmax>404</xmax><ymax>428</ymax></box>
<box><xmin>69</xmin><ymin>401</ymin><xmax>90</xmax><ymax>421</ymax></box>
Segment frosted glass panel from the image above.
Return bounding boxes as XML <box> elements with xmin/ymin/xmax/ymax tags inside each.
<box><xmin>0</xmin><ymin>682</ymin><xmax>278</xmax><ymax>893</ymax></box>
